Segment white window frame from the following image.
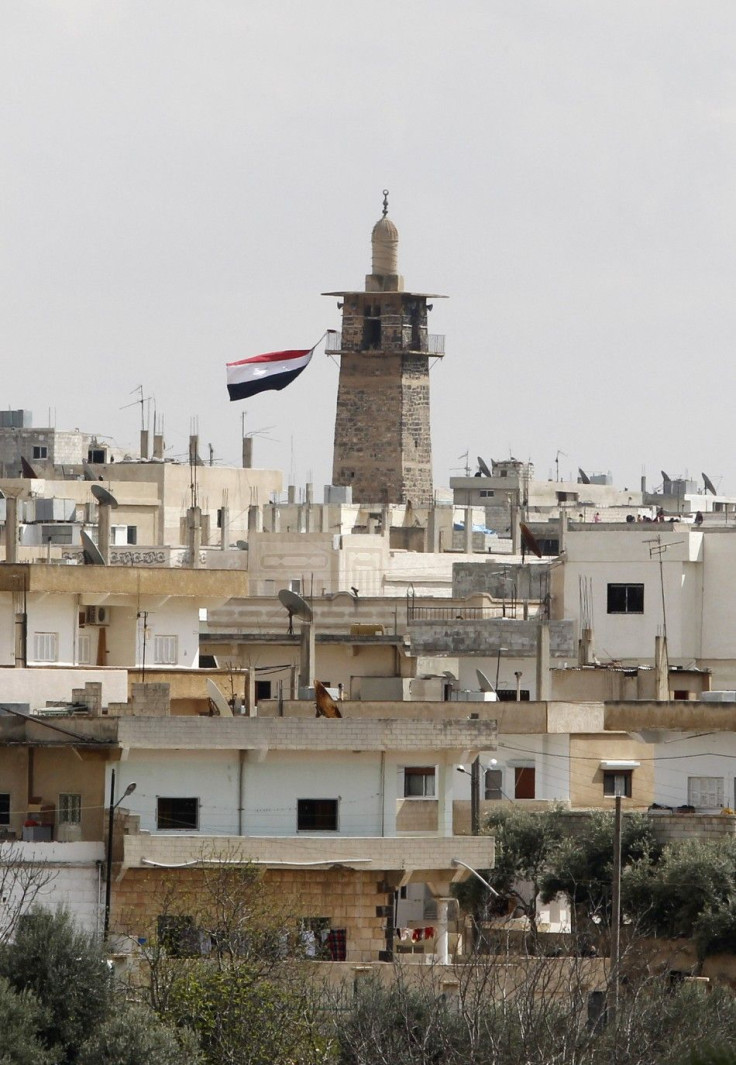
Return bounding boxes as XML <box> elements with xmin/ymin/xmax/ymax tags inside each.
<box><xmin>32</xmin><ymin>444</ymin><xmax>48</xmax><ymax>460</ymax></box>
<box><xmin>77</xmin><ymin>633</ymin><xmax>92</xmax><ymax>665</ymax></box>
<box><xmin>688</xmin><ymin>776</ymin><xmax>724</xmax><ymax>810</ymax></box>
<box><xmin>58</xmin><ymin>793</ymin><xmax>82</xmax><ymax>824</ymax></box>
<box><xmin>403</xmin><ymin>766</ymin><xmax>437</xmax><ymax>799</ymax></box>
<box><xmin>33</xmin><ymin>632</ymin><xmax>58</xmax><ymax>663</ymax></box>
<box><xmin>153</xmin><ymin>635</ymin><xmax>178</xmax><ymax>665</ymax></box>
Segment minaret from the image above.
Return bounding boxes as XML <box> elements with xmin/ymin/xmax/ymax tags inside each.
<box><xmin>324</xmin><ymin>192</ymin><xmax>446</xmax><ymax>506</ymax></box>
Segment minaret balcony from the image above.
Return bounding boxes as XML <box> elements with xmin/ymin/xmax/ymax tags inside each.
<box><xmin>326</xmin><ymin>331</ymin><xmax>445</xmax><ymax>357</ymax></box>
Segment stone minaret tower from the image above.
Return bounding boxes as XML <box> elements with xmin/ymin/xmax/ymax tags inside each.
<box><xmin>325</xmin><ymin>192</ymin><xmax>445</xmax><ymax>506</ymax></box>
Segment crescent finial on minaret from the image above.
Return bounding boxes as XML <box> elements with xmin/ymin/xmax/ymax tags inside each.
<box><xmin>382</xmin><ymin>189</ymin><xmax>389</xmax><ymax>218</ymax></box>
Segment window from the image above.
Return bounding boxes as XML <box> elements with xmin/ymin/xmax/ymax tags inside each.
<box><xmin>484</xmin><ymin>769</ymin><xmax>503</xmax><ymax>801</ymax></box>
<box><xmin>32</xmin><ymin>445</ymin><xmax>48</xmax><ymax>460</ymax></box>
<box><xmin>688</xmin><ymin>777</ymin><xmax>724</xmax><ymax>809</ymax></box>
<box><xmin>514</xmin><ymin>766</ymin><xmax>535</xmax><ymax>799</ymax></box>
<box><xmin>58</xmin><ymin>793</ymin><xmax>81</xmax><ymax>824</ymax></box>
<box><xmin>255</xmin><ymin>680</ymin><xmax>272</xmax><ymax>700</ymax></box>
<box><xmin>77</xmin><ymin>634</ymin><xmax>92</xmax><ymax>665</ymax></box>
<box><xmin>0</xmin><ymin>794</ymin><xmax>9</xmax><ymax>826</ymax></box>
<box><xmin>479</xmin><ymin>490</ymin><xmax>495</xmax><ymax>498</ymax></box>
<box><xmin>607</xmin><ymin>583</ymin><xmax>644</xmax><ymax>614</ymax></box>
<box><xmin>153</xmin><ymin>635</ymin><xmax>178</xmax><ymax>665</ymax></box>
<box><xmin>33</xmin><ymin>632</ymin><xmax>58</xmax><ymax>663</ymax></box>
<box><xmin>87</xmin><ymin>448</ymin><xmax>106</xmax><ymax>464</ymax></box>
<box><xmin>603</xmin><ymin>771</ymin><xmax>632</xmax><ymax>798</ymax></box>
<box><xmin>497</xmin><ymin>690</ymin><xmax>530</xmax><ymax>702</ymax></box>
<box><xmin>403</xmin><ymin>767</ymin><xmax>436</xmax><ymax>798</ymax></box>
<box><xmin>297</xmin><ymin>799</ymin><xmax>338</xmax><ymax>831</ymax></box>
<box><xmin>126</xmin><ymin>526</ymin><xmax>137</xmax><ymax>545</ymax></box>
<box><xmin>157</xmin><ymin>797</ymin><xmax>199</xmax><ymax>830</ymax></box>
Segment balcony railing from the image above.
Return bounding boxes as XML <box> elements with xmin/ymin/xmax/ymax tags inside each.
<box><xmin>325</xmin><ymin>332</ymin><xmax>445</xmax><ymax>356</ymax></box>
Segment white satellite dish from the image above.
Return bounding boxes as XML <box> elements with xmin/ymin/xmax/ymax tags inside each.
<box><xmin>206</xmin><ymin>679</ymin><xmax>234</xmax><ymax>717</ymax></box>
<box><xmin>81</xmin><ymin>530</ymin><xmax>106</xmax><ymax>566</ymax></box>
<box><xmin>476</xmin><ymin>668</ymin><xmax>496</xmax><ymax>693</ymax></box>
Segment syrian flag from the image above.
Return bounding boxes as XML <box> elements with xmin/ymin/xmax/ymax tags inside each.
<box><xmin>226</xmin><ymin>347</ymin><xmax>314</xmax><ymax>402</ymax></box>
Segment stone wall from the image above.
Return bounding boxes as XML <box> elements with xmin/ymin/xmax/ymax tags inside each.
<box><xmin>112</xmin><ymin>865</ymin><xmax>389</xmax><ymax>963</ymax></box>
<box><xmin>408</xmin><ymin>618</ymin><xmax>576</xmax><ymax>657</ymax></box>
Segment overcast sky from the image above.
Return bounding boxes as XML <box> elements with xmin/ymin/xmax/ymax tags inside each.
<box><xmin>3</xmin><ymin>2</ymin><xmax>736</xmax><ymax>495</ymax></box>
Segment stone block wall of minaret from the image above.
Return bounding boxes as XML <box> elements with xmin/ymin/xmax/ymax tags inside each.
<box><xmin>329</xmin><ymin>203</ymin><xmax>440</xmax><ymax>508</ymax></box>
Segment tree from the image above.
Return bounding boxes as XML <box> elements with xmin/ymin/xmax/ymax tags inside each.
<box><xmin>76</xmin><ymin>1004</ymin><xmax>202</xmax><ymax>1065</ymax></box>
<box><xmin>622</xmin><ymin>837</ymin><xmax>736</xmax><ymax>953</ymax></box>
<box><xmin>165</xmin><ymin>964</ymin><xmax>331</xmax><ymax>1065</ymax></box>
<box><xmin>540</xmin><ymin>810</ymin><xmax>659</xmax><ymax>932</ymax></box>
<box><xmin>0</xmin><ymin>909</ymin><xmax>111</xmax><ymax>1064</ymax></box>
<box><xmin>0</xmin><ymin>975</ymin><xmax>56</xmax><ymax>1065</ymax></box>
<box><xmin>454</xmin><ymin>806</ymin><xmax>568</xmax><ymax>943</ymax></box>
<box><xmin>0</xmin><ymin>841</ymin><xmax>56</xmax><ymax>945</ymax></box>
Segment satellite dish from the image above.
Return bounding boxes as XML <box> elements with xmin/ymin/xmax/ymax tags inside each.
<box><xmin>278</xmin><ymin>589</ymin><xmax>313</xmax><ymax>635</ymax></box>
<box><xmin>442</xmin><ymin>669</ymin><xmax>457</xmax><ymax>681</ymax></box>
<box><xmin>661</xmin><ymin>470</ymin><xmax>672</xmax><ymax>484</ymax></box>
<box><xmin>476</xmin><ymin>668</ymin><xmax>495</xmax><ymax>693</ymax></box>
<box><xmin>206</xmin><ymin>679</ymin><xmax>234</xmax><ymax>717</ymax></box>
<box><xmin>578</xmin><ymin>468</ymin><xmax>591</xmax><ymax>485</ymax></box>
<box><xmin>703</xmin><ymin>472</ymin><xmax>717</xmax><ymax>496</ymax></box>
<box><xmin>236</xmin><ymin>540</ymin><xmax>248</xmax><ymax>550</ymax></box>
<box><xmin>477</xmin><ymin>456</ymin><xmax>492</xmax><ymax>478</ymax></box>
<box><xmin>0</xmin><ymin>488</ymin><xmax>5</xmax><ymax>499</ymax></box>
<box><xmin>20</xmin><ymin>456</ymin><xmax>37</xmax><ymax>479</ymax></box>
<box><xmin>80</xmin><ymin>530</ymin><xmax>106</xmax><ymax>566</ymax></box>
<box><xmin>83</xmin><ymin>464</ymin><xmax>103</xmax><ymax>481</ymax></box>
<box><xmin>91</xmin><ymin>484</ymin><xmax>119</xmax><ymax>509</ymax></box>
<box><xmin>520</xmin><ymin>522</ymin><xmax>543</xmax><ymax>559</ymax></box>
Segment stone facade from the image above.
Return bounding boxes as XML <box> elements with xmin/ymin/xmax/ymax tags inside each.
<box><xmin>330</xmin><ymin>242</ymin><xmax>437</xmax><ymax>506</ymax></box>
<box><xmin>112</xmin><ymin>865</ymin><xmax>391</xmax><ymax>963</ymax></box>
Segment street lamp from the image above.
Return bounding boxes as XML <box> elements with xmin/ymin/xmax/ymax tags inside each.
<box><xmin>104</xmin><ymin>769</ymin><xmax>136</xmax><ymax>940</ymax></box>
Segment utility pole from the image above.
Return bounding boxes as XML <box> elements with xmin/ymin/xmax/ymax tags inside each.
<box><xmin>610</xmin><ymin>792</ymin><xmax>623</xmax><ymax>1020</ymax></box>
<box><xmin>471</xmin><ymin>757</ymin><xmax>480</xmax><ymax>835</ymax></box>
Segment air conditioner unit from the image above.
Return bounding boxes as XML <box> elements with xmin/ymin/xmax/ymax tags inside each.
<box><xmin>85</xmin><ymin>606</ymin><xmax>110</xmax><ymax>626</ymax></box>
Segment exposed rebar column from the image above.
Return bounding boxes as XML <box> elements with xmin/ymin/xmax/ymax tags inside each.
<box><xmin>187</xmin><ymin>505</ymin><xmax>202</xmax><ymax>568</ymax></box>
<box><xmin>152</xmin><ymin>432</ymin><xmax>164</xmax><ymax>460</ymax></box>
<box><xmin>270</xmin><ymin>505</ymin><xmax>281</xmax><ymax>533</ymax></box>
<box><xmin>559</xmin><ymin>512</ymin><xmax>568</xmax><ymax>554</ymax></box>
<box><xmin>247</xmin><ymin>505</ymin><xmax>262</xmax><ymax>532</ymax></box>
<box><xmin>536</xmin><ymin>620</ymin><xmax>551</xmax><ymax>700</ymax></box>
<box><xmin>219</xmin><ymin>506</ymin><xmax>230</xmax><ymax>550</ymax></box>
<box><xmin>287</xmin><ymin>485</ymin><xmax>296</xmax><ymax>504</ymax></box>
<box><xmin>579</xmin><ymin>628</ymin><xmax>593</xmax><ymax>666</ymax></box>
<box><xmin>464</xmin><ymin>507</ymin><xmax>473</xmax><ymax>554</ymax></box>
<box><xmin>140</xmin><ymin>429</ymin><xmax>149</xmax><ymax>461</ymax></box>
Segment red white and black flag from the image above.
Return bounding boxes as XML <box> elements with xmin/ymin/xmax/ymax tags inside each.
<box><xmin>226</xmin><ymin>348</ymin><xmax>314</xmax><ymax>402</ymax></box>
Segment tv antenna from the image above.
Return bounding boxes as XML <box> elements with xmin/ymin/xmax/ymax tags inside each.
<box><xmin>121</xmin><ymin>385</ymin><xmax>152</xmax><ymax>432</ymax></box>
<box><xmin>645</xmin><ymin>534</ymin><xmax>684</xmax><ymax>641</ymax></box>
<box><xmin>555</xmin><ymin>449</ymin><xmax>567</xmax><ymax>482</ymax></box>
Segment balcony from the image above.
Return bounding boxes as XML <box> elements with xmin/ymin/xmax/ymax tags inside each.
<box><xmin>325</xmin><ymin>332</ymin><xmax>445</xmax><ymax>356</ymax></box>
